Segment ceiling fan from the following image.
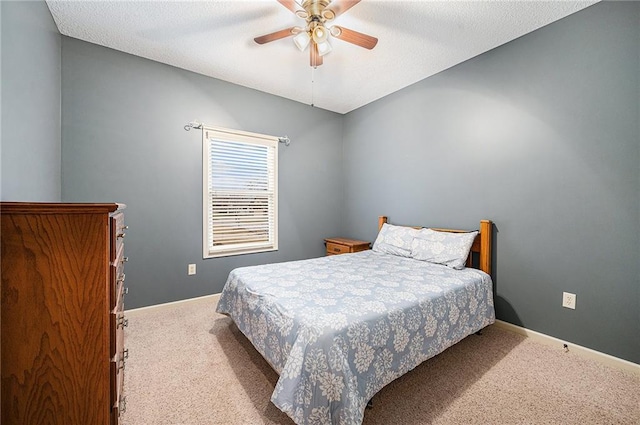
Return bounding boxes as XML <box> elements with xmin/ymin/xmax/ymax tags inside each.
<box><xmin>254</xmin><ymin>0</ymin><xmax>378</xmax><ymax>67</ymax></box>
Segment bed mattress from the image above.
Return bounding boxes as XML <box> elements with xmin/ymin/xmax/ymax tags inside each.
<box><xmin>216</xmin><ymin>250</ymin><xmax>495</xmax><ymax>425</ymax></box>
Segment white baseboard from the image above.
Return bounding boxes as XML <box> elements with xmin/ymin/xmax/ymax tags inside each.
<box><xmin>493</xmin><ymin>320</ymin><xmax>639</xmax><ymax>375</ymax></box>
<box><xmin>125</xmin><ymin>293</ymin><xmax>221</xmax><ymax>317</ymax></box>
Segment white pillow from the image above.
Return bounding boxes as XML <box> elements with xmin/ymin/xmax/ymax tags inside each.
<box><xmin>372</xmin><ymin>223</ymin><xmax>419</xmax><ymax>258</ymax></box>
<box><xmin>410</xmin><ymin>228</ymin><xmax>478</xmax><ymax>269</ymax></box>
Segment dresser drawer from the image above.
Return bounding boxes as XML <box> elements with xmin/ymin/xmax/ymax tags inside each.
<box><xmin>110</xmin><ymin>325</ymin><xmax>126</xmax><ymax>410</ymax></box>
<box><xmin>110</xmin><ymin>349</ymin><xmax>126</xmax><ymax>406</ymax></box>
<box><xmin>110</xmin><ymin>213</ymin><xmax>127</xmax><ymax>262</ymax></box>
<box><xmin>110</xmin><ymin>242</ymin><xmax>126</xmax><ymax>310</ymax></box>
<box><xmin>110</xmin><ymin>355</ymin><xmax>125</xmax><ymax>411</ymax></box>
<box><xmin>326</xmin><ymin>242</ymin><xmax>351</xmax><ymax>255</ymax></box>
<box><xmin>110</xmin><ymin>287</ymin><xmax>125</xmax><ymax>358</ymax></box>
<box><xmin>110</xmin><ymin>266</ymin><xmax>126</xmax><ymax>310</ymax></box>
<box><xmin>111</xmin><ymin>406</ymin><xmax>120</xmax><ymax>425</ymax></box>
<box><xmin>111</xmin><ymin>396</ymin><xmax>126</xmax><ymax>425</ymax></box>
<box><xmin>115</xmin><ymin>302</ymin><xmax>126</xmax><ymax>369</ymax></box>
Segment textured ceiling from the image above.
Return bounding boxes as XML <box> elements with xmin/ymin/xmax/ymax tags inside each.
<box><xmin>46</xmin><ymin>0</ymin><xmax>598</xmax><ymax>114</ymax></box>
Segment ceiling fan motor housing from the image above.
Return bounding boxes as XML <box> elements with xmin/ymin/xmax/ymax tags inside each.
<box><xmin>302</xmin><ymin>0</ymin><xmax>333</xmax><ymax>21</ymax></box>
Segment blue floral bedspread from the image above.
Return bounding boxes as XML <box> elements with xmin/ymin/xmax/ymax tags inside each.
<box><xmin>216</xmin><ymin>250</ymin><xmax>495</xmax><ymax>425</ymax></box>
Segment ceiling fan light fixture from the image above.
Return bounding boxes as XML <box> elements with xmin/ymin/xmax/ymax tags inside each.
<box><xmin>312</xmin><ymin>25</ymin><xmax>329</xmax><ymax>43</ymax></box>
<box><xmin>321</xmin><ymin>9</ymin><xmax>335</xmax><ymax>21</ymax></box>
<box><xmin>316</xmin><ymin>40</ymin><xmax>332</xmax><ymax>56</ymax></box>
<box><xmin>293</xmin><ymin>31</ymin><xmax>311</xmax><ymax>51</ymax></box>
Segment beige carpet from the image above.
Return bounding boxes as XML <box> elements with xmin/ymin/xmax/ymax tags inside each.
<box><xmin>122</xmin><ymin>295</ymin><xmax>639</xmax><ymax>425</ymax></box>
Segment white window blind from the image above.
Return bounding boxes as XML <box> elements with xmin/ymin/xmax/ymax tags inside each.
<box><xmin>203</xmin><ymin>127</ymin><xmax>278</xmax><ymax>258</ymax></box>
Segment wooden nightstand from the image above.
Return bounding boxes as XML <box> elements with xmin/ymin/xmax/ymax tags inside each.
<box><xmin>324</xmin><ymin>237</ymin><xmax>371</xmax><ymax>256</ymax></box>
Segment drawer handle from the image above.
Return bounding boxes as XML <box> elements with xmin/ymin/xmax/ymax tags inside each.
<box><xmin>119</xmin><ymin>396</ymin><xmax>127</xmax><ymax>415</ymax></box>
<box><xmin>121</xmin><ymin>225</ymin><xmax>129</xmax><ymax>231</ymax></box>
<box><xmin>117</xmin><ymin>232</ymin><xmax>126</xmax><ymax>239</ymax></box>
<box><xmin>123</xmin><ymin>348</ymin><xmax>129</xmax><ymax>359</ymax></box>
<box><xmin>333</xmin><ymin>247</ymin><xmax>341</xmax><ymax>252</ymax></box>
<box><xmin>121</xmin><ymin>256</ymin><xmax>129</xmax><ymax>264</ymax></box>
<box><xmin>117</xmin><ymin>316</ymin><xmax>129</xmax><ymax>328</ymax></box>
<box><xmin>117</xmin><ymin>273</ymin><xmax>126</xmax><ymax>283</ymax></box>
<box><xmin>118</xmin><ymin>357</ymin><xmax>126</xmax><ymax>371</ymax></box>
<box><xmin>124</xmin><ymin>287</ymin><xmax>129</xmax><ymax>296</ymax></box>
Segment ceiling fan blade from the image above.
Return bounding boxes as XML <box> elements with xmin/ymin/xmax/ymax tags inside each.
<box><xmin>254</xmin><ymin>27</ymin><xmax>296</xmax><ymax>44</ymax></box>
<box><xmin>332</xmin><ymin>26</ymin><xmax>378</xmax><ymax>49</ymax></box>
<box><xmin>277</xmin><ymin>0</ymin><xmax>302</xmax><ymax>14</ymax></box>
<box><xmin>325</xmin><ymin>0</ymin><xmax>361</xmax><ymax>19</ymax></box>
<box><xmin>310</xmin><ymin>43</ymin><xmax>323</xmax><ymax>67</ymax></box>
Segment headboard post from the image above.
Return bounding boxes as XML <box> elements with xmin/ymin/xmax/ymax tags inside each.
<box><xmin>479</xmin><ymin>220</ymin><xmax>492</xmax><ymax>276</ymax></box>
<box><xmin>378</xmin><ymin>216</ymin><xmax>388</xmax><ymax>232</ymax></box>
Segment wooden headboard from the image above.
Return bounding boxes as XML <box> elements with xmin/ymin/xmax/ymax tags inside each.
<box><xmin>378</xmin><ymin>216</ymin><xmax>493</xmax><ymax>276</ymax></box>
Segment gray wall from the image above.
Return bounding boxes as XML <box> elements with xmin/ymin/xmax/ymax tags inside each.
<box><xmin>61</xmin><ymin>38</ymin><xmax>344</xmax><ymax>309</ymax></box>
<box><xmin>342</xmin><ymin>2</ymin><xmax>639</xmax><ymax>363</ymax></box>
<box><xmin>1</xmin><ymin>1</ymin><xmax>61</xmax><ymax>201</ymax></box>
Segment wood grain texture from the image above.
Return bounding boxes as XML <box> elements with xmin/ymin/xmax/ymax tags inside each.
<box><xmin>324</xmin><ymin>237</ymin><xmax>370</xmax><ymax>256</ymax></box>
<box><xmin>326</xmin><ymin>242</ymin><xmax>351</xmax><ymax>255</ymax></box>
<box><xmin>310</xmin><ymin>42</ymin><xmax>322</xmax><ymax>67</ymax></box>
<box><xmin>1</xmin><ymin>203</ymin><xmax>124</xmax><ymax>425</ymax></box>
<box><xmin>333</xmin><ymin>26</ymin><xmax>378</xmax><ymax>50</ymax></box>
<box><xmin>277</xmin><ymin>0</ymin><xmax>300</xmax><ymax>14</ymax></box>
<box><xmin>0</xmin><ymin>202</ymin><xmax>120</xmax><ymax>214</ymax></box>
<box><xmin>378</xmin><ymin>216</ymin><xmax>388</xmax><ymax>232</ymax></box>
<box><xmin>325</xmin><ymin>0</ymin><xmax>361</xmax><ymax>18</ymax></box>
<box><xmin>479</xmin><ymin>219</ymin><xmax>492</xmax><ymax>276</ymax></box>
<box><xmin>253</xmin><ymin>27</ymin><xmax>295</xmax><ymax>45</ymax></box>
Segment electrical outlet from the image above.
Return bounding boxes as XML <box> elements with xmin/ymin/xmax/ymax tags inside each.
<box><xmin>562</xmin><ymin>292</ymin><xmax>576</xmax><ymax>309</ymax></box>
<box><xmin>188</xmin><ymin>264</ymin><xmax>196</xmax><ymax>275</ymax></box>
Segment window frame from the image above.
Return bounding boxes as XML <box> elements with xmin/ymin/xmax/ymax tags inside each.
<box><xmin>202</xmin><ymin>126</ymin><xmax>279</xmax><ymax>259</ymax></box>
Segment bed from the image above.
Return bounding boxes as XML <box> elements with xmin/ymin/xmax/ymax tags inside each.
<box><xmin>216</xmin><ymin>216</ymin><xmax>495</xmax><ymax>425</ymax></box>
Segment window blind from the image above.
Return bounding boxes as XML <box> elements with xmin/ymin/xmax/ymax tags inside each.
<box><xmin>203</xmin><ymin>127</ymin><xmax>278</xmax><ymax>258</ymax></box>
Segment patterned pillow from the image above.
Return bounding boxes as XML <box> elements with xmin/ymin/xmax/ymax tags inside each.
<box><xmin>410</xmin><ymin>228</ymin><xmax>478</xmax><ymax>269</ymax></box>
<box><xmin>372</xmin><ymin>223</ymin><xmax>419</xmax><ymax>257</ymax></box>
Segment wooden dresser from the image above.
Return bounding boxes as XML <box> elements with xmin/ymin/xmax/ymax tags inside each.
<box><xmin>1</xmin><ymin>202</ymin><xmax>129</xmax><ymax>425</ymax></box>
<box><xmin>324</xmin><ymin>237</ymin><xmax>370</xmax><ymax>256</ymax></box>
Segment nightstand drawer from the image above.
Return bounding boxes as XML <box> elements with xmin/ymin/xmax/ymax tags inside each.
<box><xmin>324</xmin><ymin>237</ymin><xmax>370</xmax><ymax>256</ymax></box>
<box><xmin>326</xmin><ymin>242</ymin><xmax>351</xmax><ymax>255</ymax></box>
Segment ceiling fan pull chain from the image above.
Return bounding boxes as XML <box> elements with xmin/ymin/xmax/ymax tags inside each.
<box><xmin>311</xmin><ymin>66</ymin><xmax>315</xmax><ymax>107</ymax></box>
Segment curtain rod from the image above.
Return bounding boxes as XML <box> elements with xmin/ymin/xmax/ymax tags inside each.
<box><xmin>184</xmin><ymin>120</ymin><xmax>290</xmax><ymax>146</ymax></box>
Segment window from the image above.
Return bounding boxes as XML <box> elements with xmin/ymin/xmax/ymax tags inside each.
<box><xmin>203</xmin><ymin>126</ymin><xmax>278</xmax><ymax>258</ymax></box>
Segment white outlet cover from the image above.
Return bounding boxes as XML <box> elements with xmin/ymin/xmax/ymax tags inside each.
<box><xmin>562</xmin><ymin>292</ymin><xmax>576</xmax><ymax>309</ymax></box>
<box><xmin>188</xmin><ymin>264</ymin><xmax>196</xmax><ymax>275</ymax></box>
